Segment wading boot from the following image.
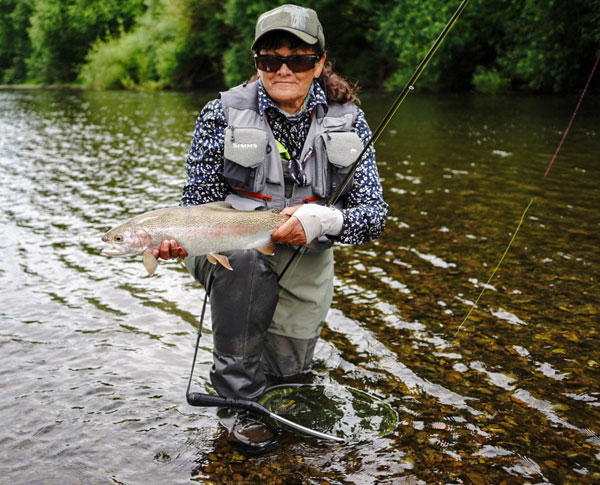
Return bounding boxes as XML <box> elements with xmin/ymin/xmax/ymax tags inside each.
<box><xmin>218</xmin><ymin>408</ymin><xmax>278</xmax><ymax>455</ymax></box>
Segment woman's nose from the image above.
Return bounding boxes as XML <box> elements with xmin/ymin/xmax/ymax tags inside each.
<box><xmin>276</xmin><ymin>61</ymin><xmax>293</xmax><ymax>75</ymax></box>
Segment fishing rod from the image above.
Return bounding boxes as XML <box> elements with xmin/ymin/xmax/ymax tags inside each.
<box><xmin>185</xmin><ymin>0</ymin><xmax>471</xmax><ymax>441</ymax></box>
<box><xmin>278</xmin><ymin>0</ymin><xmax>471</xmax><ymax>281</ymax></box>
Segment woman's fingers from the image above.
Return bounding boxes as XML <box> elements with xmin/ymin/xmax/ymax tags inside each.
<box><xmin>272</xmin><ymin>216</ymin><xmax>307</xmax><ymax>246</ymax></box>
<box><xmin>156</xmin><ymin>240</ymin><xmax>187</xmax><ymax>260</ymax></box>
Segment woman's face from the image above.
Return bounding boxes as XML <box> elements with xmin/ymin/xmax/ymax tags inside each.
<box><xmin>258</xmin><ymin>45</ymin><xmax>326</xmax><ymax>114</ymax></box>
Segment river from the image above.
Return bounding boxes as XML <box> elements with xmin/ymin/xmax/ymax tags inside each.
<box><xmin>1</xmin><ymin>88</ymin><xmax>598</xmax><ymax>484</ymax></box>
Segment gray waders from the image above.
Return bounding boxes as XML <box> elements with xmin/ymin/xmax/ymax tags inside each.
<box><xmin>185</xmin><ymin>245</ymin><xmax>333</xmax><ymax>401</ymax></box>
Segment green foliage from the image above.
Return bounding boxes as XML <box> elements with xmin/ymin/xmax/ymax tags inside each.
<box><xmin>373</xmin><ymin>0</ymin><xmax>508</xmax><ymax>91</ymax></box>
<box><xmin>81</xmin><ymin>0</ymin><xmax>228</xmax><ymax>89</ymax></box>
<box><xmin>26</xmin><ymin>0</ymin><xmax>144</xmax><ymax>84</ymax></box>
<box><xmin>221</xmin><ymin>0</ymin><xmax>274</xmax><ymax>85</ymax></box>
<box><xmin>303</xmin><ymin>0</ymin><xmax>386</xmax><ymax>86</ymax></box>
<box><xmin>164</xmin><ymin>0</ymin><xmax>229</xmax><ymax>87</ymax></box>
<box><xmin>496</xmin><ymin>0</ymin><xmax>600</xmax><ymax>92</ymax></box>
<box><xmin>472</xmin><ymin>66</ymin><xmax>510</xmax><ymax>94</ymax></box>
<box><xmin>81</xmin><ymin>2</ymin><xmax>175</xmax><ymax>89</ymax></box>
<box><xmin>1</xmin><ymin>0</ymin><xmax>599</xmax><ymax>91</ymax></box>
<box><xmin>0</xmin><ymin>0</ymin><xmax>34</xmax><ymax>83</ymax></box>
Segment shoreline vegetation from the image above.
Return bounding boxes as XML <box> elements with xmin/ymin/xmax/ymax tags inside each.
<box><xmin>3</xmin><ymin>84</ymin><xmax>599</xmax><ymax>97</ymax></box>
<box><xmin>1</xmin><ymin>0</ymin><xmax>599</xmax><ymax>94</ymax></box>
<box><xmin>0</xmin><ymin>84</ymin><xmax>87</xmax><ymax>89</ymax></box>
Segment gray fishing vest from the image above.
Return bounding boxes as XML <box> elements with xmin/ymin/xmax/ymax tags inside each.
<box><xmin>220</xmin><ymin>81</ymin><xmax>363</xmax><ymax>214</ymax></box>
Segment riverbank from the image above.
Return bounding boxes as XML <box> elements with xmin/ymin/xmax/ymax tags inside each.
<box><xmin>0</xmin><ymin>83</ymin><xmax>86</xmax><ymax>90</ymax></box>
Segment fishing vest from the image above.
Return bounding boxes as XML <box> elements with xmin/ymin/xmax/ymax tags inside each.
<box><xmin>220</xmin><ymin>81</ymin><xmax>363</xmax><ymax>214</ymax></box>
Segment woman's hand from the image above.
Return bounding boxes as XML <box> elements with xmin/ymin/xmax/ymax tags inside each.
<box><xmin>271</xmin><ymin>206</ymin><xmax>308</xmax><ymax>246</ymax></box>
<box><xmin>272</xmin><ymin>204</ymin><xmax>344</xmax><ymax>247</ymax></box>
<box><xmin>151</xmin><ymin>240</ymin><xmax>188</xmax><ymax>260</ymax></box>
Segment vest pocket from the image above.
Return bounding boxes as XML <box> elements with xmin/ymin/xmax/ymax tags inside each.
<box><xmin>223</xmin><ymin>127</ymin><xmax>267</xmax><ymax>192</ymax></box>
<box><xmin>315</xmin><ymin>131</ymin><xmax>363</xmax><ymax>198</ymax></box>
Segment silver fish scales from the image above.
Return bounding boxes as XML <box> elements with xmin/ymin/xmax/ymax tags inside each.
<box><xmin>101</xmin><ymin>201</ymin><xmax>289</xmax><ymax>274</ymax></box>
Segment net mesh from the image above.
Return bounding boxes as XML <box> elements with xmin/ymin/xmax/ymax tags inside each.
<box><xmin>258</xmin><ymin>384</ymin><xmax>397</xmax><ymax>441</ymax></box>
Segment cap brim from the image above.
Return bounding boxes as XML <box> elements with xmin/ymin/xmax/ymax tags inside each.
<box><xmin>252</xmin><ymin>27</ymin><xmax>319</xmax><ymax>51</ymax></box>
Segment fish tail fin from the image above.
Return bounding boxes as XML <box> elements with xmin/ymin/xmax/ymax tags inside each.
<box><xmin>143</xmin><ymin>249</ymin><xmax>158</xmax><ymax>275</ymax></box>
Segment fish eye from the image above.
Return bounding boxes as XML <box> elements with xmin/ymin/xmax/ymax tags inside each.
<box><xmin>114</xmin><ymin>235</ymin><xmax>124</xmax><ymax>242</ymax></box>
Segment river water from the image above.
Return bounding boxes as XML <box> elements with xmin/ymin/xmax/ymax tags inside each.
<box><xmin>0</xmin><ymin>88</ymin><xmax>598</xmax><ymax>484</ymax></box>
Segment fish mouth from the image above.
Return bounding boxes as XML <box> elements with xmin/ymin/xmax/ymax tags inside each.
<box><xmin>102</xmin><ymin>245</ymin><xmax>128</xmax><ymax>256</ymax></box>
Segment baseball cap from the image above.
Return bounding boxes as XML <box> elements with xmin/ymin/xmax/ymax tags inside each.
<box><xmin>252</xmin><ymin>4</ymin><xmax>325</xmax><ymax>51</ymax></box>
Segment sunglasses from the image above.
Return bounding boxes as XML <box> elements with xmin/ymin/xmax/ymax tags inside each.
<box><xmin>254</xmin><ymin>54</ymin><xmax>321</xmax><ymax>73</ymax></box>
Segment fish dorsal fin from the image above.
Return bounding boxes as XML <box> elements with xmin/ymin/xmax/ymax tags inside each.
<box><xmin>202</xmin><ymin>201</ymin><xmax>235</xmax><ymax>211</ymax></box>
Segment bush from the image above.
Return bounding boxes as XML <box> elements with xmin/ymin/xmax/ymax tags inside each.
<box><xmin>472</xmin><ymin>66</ymin><xmax>511</xmax><ymax>93</ymax></box>
<box><xmin>26</xmin><ymin>0</ymin><xmax>143</xmax><ymax>84</ymax></box>
<box><xmin>80</xmin><ymin>0</ymin><xmax>228</xmax><ymax>89</ymax></box>
<box><xmin>80</xmin><ymin>4</ymin><xmax>177</xmax><ymax>89</ymax></box>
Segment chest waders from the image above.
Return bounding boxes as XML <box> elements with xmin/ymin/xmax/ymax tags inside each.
<box><xmin>185</xmin><ymin>81</ymin><xmax>360</xmax><ymax>400</ymax></box>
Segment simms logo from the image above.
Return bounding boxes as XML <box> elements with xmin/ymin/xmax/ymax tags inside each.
<box><xmin>232</xmin><ymin>142</ymin><xmax>258</xmax><ymax>149</ymax></box>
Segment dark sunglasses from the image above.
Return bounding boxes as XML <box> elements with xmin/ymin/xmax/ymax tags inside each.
<box><xmin>254</xmin><ymin>54</ymin><xmax>321</xmax><ymax>73</ymax></box>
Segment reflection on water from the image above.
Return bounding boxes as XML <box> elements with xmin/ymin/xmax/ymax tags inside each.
<box><xmin>1</xmin><ymin>88</ymin><xmax>598</xmax><ymax>484</ymax></box>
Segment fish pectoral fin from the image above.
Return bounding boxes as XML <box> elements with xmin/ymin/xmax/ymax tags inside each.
<box><xmin>209</xmin><ymin>253</ymin><xmax>233</xmax><ymax>271</ymax></box>
<box><xmin>256</xmin><ymin>240</ymin><xmax>276</xmax><ymax>256</ymax></box>
<box><xmin>206</xmin><ymin>254</ymin><xmax>217</xmax><ymax>265</ymax></box>
<box><xmin>143</xmin><ymin>249</ymin><xmax>158</xmax><ymax>275</ymax></box>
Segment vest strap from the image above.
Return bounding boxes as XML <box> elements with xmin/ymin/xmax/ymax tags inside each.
<box><xmin>302</xmin><ymin>196</ymin><xmax>323</xmax><ymax>204</ymax></box>
<box><xmin>233</xmin><ymin>188</ymin><xmax>273</xmax><ymax>202</ymax></box>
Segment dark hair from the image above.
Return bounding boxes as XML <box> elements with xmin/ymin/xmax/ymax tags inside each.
<box><xmin>251</xmin><ymin>31</ymin><xmax>360</xmax><ymax>105</ymax></box>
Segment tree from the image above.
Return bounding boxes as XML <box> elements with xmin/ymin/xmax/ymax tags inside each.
<box><xmin>2</xmin><ymin>0</ymin><xmax>599</xmax><ymax>91</ymax></box>
<box><xmin>498</xmin><ymin>0</ymin><xmax>600</xmax><ymax>92</ymax></box>
<box><xmin>81</xmin><ymin>0</ymin><xmax>230</xmax><ymax>89</ymax></box>
<box><xmin>0</xmin><ymin>0</ymin><xmax>34</xmax><ymax>83</ymax></box>
<box><xmin>27</xmin><ymin>0</ymin><xmax>144</xmax><ymax>83</ymax></box>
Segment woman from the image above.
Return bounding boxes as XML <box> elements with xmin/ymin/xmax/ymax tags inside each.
<box><xmin>158</xmin><ymin>4</ymin><xmax>388</xmax><ymax>453</ymax></box>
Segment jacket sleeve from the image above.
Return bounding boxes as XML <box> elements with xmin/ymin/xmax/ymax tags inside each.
<box><xmin>338</xmin><ymin>106</ymin><xmax>389</xmax><ymax>245</ymax></box>
<box><xmin>181</xmin><ymin>99</ymin><xmax>229</xmax><ymax>206</ymax></box>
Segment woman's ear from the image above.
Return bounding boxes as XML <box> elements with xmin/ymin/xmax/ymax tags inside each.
<box><xmin>314</xmin><ymin>53</ymin><xmax>327</xmax><ymax>78</ymax></box>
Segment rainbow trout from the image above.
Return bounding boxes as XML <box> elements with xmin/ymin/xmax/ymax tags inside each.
<box><xmin>101</xmin><ymin>201</ymin><xmax>289</xmax><ymax>275</ymax></box>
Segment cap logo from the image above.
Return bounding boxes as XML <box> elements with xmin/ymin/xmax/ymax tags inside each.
<box><xmin>259</xmin><ymin>5</ymin><xmax>310</xmax><ymax>32</ymax></box>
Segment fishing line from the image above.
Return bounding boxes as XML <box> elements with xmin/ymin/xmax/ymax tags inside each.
<box><xmin>454</xmin><ymin>199</ymin><xmax>533</xmax><ymax>336</ymax></box>
<box><xmin>185</xmin><ymin>272</ymin><xmax>213</xmax><ymax>399</ymax></box>
<box><xmin>456</xmin><ymin>52</ymin><xmax>600</xmax><ymax>335</ymax></box>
